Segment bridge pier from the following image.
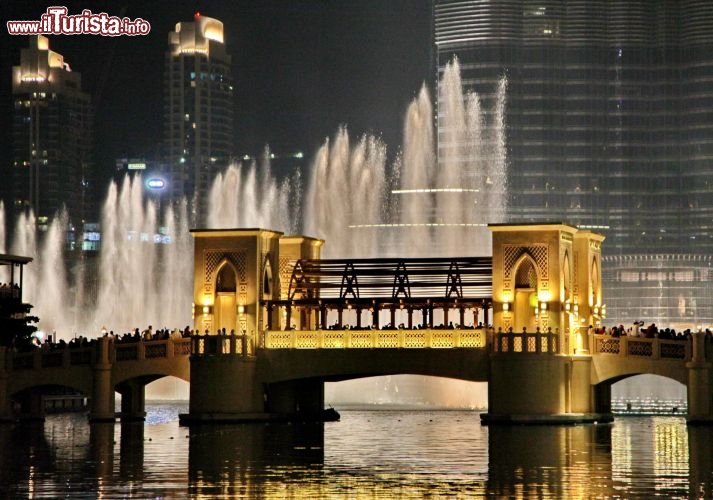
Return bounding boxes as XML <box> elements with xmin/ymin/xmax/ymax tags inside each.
<box><xmin>266</xmin><ymin>379</ymin><xmax>324</xmax><ymax>418</ymax></box>
<box><xmin>180</xmin><ymin>353</ymin><xmax>265</xmax><ymax>424</ymax></box>
<box><xmin>89</xmin><ymin>423</ymin><xmax>115</xmax><ymax>480</ymax></box>
<box><xmin>89</xmin><ymin>338</ymin><xmax>116</xmax><ymax>422</ymax></box>
<box><xmin>180</xmin><ymin>337</ymin><xmax>332</xmax><ymax>424</ymax></box>
<box><xmin>116</xmin><ymin>379</ymin><xmax>146</xmax><ymax>421</ymax></box>
<box><xmin>16</xmin><ymin>390</ymin><xmax>45</xmax><ymax>422</ymax></box>
<box><xmin>687</xmin><ymin>331</ymin><xmax>713</xmax><ymax>424</ymax></box>
<box><xmin>481</xmin><ymin>347</ymin><xmax>610</xmax><ymax>424</ymax></box>
<box><xmin>592</xmin><ymin>380</ymin><xmax>612</xmax><ymax>414</ymax></box>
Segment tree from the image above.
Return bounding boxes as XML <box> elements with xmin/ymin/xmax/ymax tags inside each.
<box><xmin>0</xmin><ymin>300</ymin><xmax>39</xmax><ymax>351</ymax></box>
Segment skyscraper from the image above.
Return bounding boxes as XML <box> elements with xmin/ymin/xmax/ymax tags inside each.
<box><xmin>11</xmin><ymin>35</ymin><xmax>93</xmax><ymax>230</ymax></box>
<box><xmin>434</xmin><ymin>1</ymin><xmax>713</xmax><ymax>326</ymax></box>
<box><xmin>164</xmin><ymin>13</ymin><xmax>234</xmax><ymax>223</ymax></box>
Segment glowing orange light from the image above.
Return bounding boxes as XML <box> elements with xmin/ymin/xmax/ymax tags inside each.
<box><xmin>195</xmin><ymin>11</ymin><xmax>201</xmax><ymax>18</ymax></box>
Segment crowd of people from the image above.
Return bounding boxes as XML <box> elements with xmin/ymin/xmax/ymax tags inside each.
<box><xmin>26</xmin><ymin>325</ymin><xmax>258</xmax><ymax>351</ymax></box>
<box><xmin>21</xmin><ymin>319</ymin><xmax>713</xmax><ymax>354</ymax></box>
<box><xmin>591</xmin><ymin>322</ymin><xmax>703</xmax><ymax>341</ymax></box>
<box><xmin>109</xmin><ymin>325</ymin><xmax>194</xmax><ymax>343</ymax></box>
<box><xmin>27</xmin><ymin>325</ymin><xmax>195</xmax><ymax>352</ymax></box>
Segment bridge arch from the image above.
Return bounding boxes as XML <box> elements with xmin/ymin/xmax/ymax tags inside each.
<box><xmin>9</xmin><ymin>366</ymin><xmax>94</xmax><ymax>397</ymax></box>
<box><xmin>593</xmin><ymin>373</ymin><xmax>688</xmax><ymax>414</ymax></box>
<box><xmin>593</xmin><ymin>366</ymin><xmax>688</xmax><ymax>388</ymax></box>
<box><xmin>113</xmin><ymin>370</ymin><xmax>190</xmax><ymax>389</ymax></box>
<box><xmin>114</xmin><ymin>373</ymin><xmax>190</xmax><ymax>420</ymax></box>
<box><xmin>10</xmin><ymin>383</ymin><xmax>91</xmax><ymax>419</ymax></box>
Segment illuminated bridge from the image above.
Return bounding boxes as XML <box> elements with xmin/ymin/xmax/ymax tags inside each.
<box><xmin>1</xmin><ymin>224</ymin><xmax>712</xmax><ymax>425</ymax></box>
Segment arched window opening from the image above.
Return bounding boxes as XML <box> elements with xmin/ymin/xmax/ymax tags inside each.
<box><xmin>513</xmin><ymin>257</ymin><xmax>538</xmax><ymax>333</ymax></box>
<box><xmin>563</xmin><ymin>252</ymin><xmax>571</xmax><ymax>301</ymax></box>
<box><xmin>591</xmin><ymin>258</ymin><xmax>599</xmax><ymax>307</ymax></box>
<box><xmin>215</xmin><ymin>263</ymin><xmax>237</xmax><ymax>334</ymax></box>
<box><xmin>263</xmin><ymin>259</ymin><xmax>273</xmax><ymax>298</ymax></box>
<box><xmin>216</xmin><ymin>264</ymin><xmax>237</xmax><ymax>293</ymax></box>
<box><xmin>515</xmin><ymin>259</ymin><xmax>537</xmax><ymax>289</ymax></box>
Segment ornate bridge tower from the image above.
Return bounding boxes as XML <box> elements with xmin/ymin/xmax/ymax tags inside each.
<box><xmin>184</xmin><ymin>228</ymin><xmax>324</xmax><ymax>423</ymax></box>
<box><xmin>191</xmin><ymin>228</ymin><xmax>283</xmax><ymax>341</ymax></box>
<box><xmin>484</xmin><ymin>223</ymin><xmax>610</xmax><ymax>423</ymax></box>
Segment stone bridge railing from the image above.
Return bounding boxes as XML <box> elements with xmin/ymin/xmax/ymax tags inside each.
<box><xmin>114</xmin><ymin>338</ymin><xmax>192</xmax><ymax>362</ymax></box>
<box><xmin>9</xmin><ymin>338</ymin><xmax>193</xmax><ymax>370</ymax></box>
<box><xmin>8</xmin><ymin>333</ymin><xmax>696</xmax><ymax>367</ymax></box>
<box><xmin>590</xmin><ymin>334</ymin><xmax>691</xmax><ymax>361</ymax></box>
<box><xmin>11</xmin><ymin>346</ymin><xmax>94</xmax><ymax>370</ymax></box>
<box><xmin>492</xmin><ymin>331</ymin><xmax>560</xmax><ymax>354</ymax></box>
<box><xmin>192</xmin><ymin>334</ymin><xmax>253</xmax><ymax>355</ymax></box>
<box><xmin>262</xmin><ymin>328</ymin><xmax>489</xmax><ymax>349</ymax></box>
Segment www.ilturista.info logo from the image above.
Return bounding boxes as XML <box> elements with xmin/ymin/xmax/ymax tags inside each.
<box><xmin>7</xmin><ymin>7</ymin><xmax>150</xmax><ymax>36</ymax></box>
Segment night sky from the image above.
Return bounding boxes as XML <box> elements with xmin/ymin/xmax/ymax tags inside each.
<box><xmin>1</xmin><ymin>0</ymin><xmax>433</xmax><ymax>186</ymax></box>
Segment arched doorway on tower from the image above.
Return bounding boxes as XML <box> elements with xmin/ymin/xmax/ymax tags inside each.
<box><xmin>215</xmin><ymin>262</ymin><xmax>238</xmax><ymax>334</ymax></box>
<box><xmin>513</xmin><ymin>256</ymin><xmax>538</xmax><ymax>332</ymax></box>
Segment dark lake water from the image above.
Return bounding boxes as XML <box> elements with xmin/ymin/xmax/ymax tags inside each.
<box><xmin>0</xmin><ymin>402</ymin><xmax>711</xmax><ymax>498</ymax></box>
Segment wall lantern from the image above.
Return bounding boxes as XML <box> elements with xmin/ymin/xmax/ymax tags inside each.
<box><xmin>502</xmin><ymin>302</ymin><xmax>510</xmax><ymax>312</ymax></box>
<box><xmin>237</xmin><ymin>304</ymin><xmax>245</xmax><ymax>315</ymax></box>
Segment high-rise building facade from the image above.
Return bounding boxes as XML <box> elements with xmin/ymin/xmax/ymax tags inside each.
<box><xmin>434</xmin><ymin>1</ymin><xmax>713</xmax><ymax>326</ymax></box>
<box><xmin>164</xmin><ymin>13</ymin><xmax>234</xmax><ymax>223</ymax></box>
<box><xmin>11</xmin><ymin>35</ymin><xmax>93</xmax><ymax>230</ymax></box>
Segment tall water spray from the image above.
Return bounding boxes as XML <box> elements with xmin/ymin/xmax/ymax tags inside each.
<box><xmin>92</xmin><ymin>176</ymin><xmax>193</xmax><ymax>334</ymax></box>
<box><xmin>302</xmin><ymin>59</ymin><xmax>508</xmax><ymax>407</ymax></box>
<box><xmin>32</xmin><ymin>213</ymin><xmax>69</xmax><ymax>336</ymax></box>
<box><xmin>8</xmin><ymin>211</ymin><xmax>72</xmax><ymax>335</ymax></box>
<box><xmin>305</xmin><ymin>129</ymin><xmax>388</xmax><ymax>257</ymax></box>
<box><xmin>3</xmin><ymin>177</ymin><xmax>193</xmax><ymax>339</ymax></box>
<box><xmin>8</xmin><ymin>60</ymin><xmax>502</xmax><ymax>339</ymax></box>
<box><xmin>207</xmin><ymin>152</ymin><xmax>300</xmax><ymax>235</ymax></box>
<box><xmin>399</xmin><ymin>85</ymin><xmax>435</xmax><ymax>257</ymax></box>
<box><xmin>4</xmin><ymin>61</ymin><xmax>506</xmax><ymax>405</ymax></box>
<box><xmin>1</xmin><ymin>57</ymin><xmax>683</xmax><ymax>407</ymax></box>
<box><xmin>304</xmin><ymin>59</ymin><xmax>508</xmax><ymax>258</ymax></box>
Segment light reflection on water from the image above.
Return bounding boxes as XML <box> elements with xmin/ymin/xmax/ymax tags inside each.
<box><xmin>0</xmin><ymin>403</ymin><xmax>711</xmax><ymax>498</ymax></box>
